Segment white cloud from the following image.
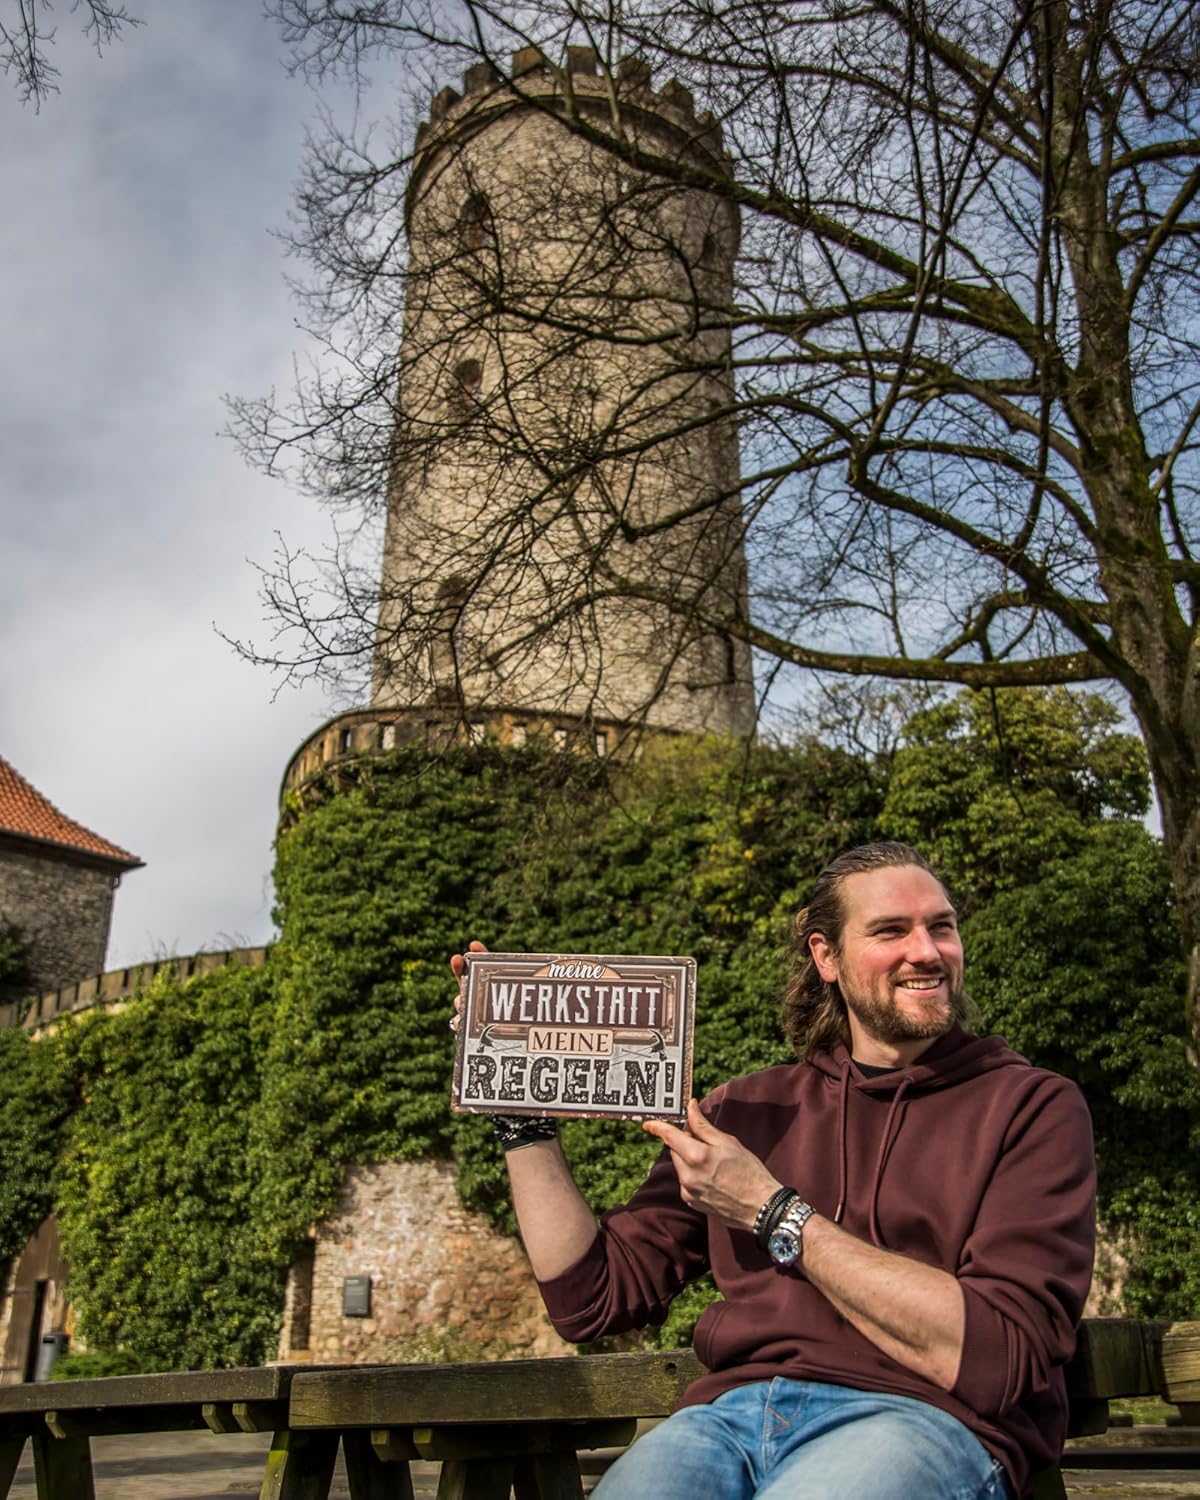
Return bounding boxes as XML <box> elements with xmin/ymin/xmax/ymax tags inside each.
<box><xmin>0</xmin><ymin>7</ymin><xmax>359</xmax><ymax>968</ymax></box>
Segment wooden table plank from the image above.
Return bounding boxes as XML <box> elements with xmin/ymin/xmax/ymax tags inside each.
<box><xmin>1164</xmin><ymin>1324</ymin><xmax>1200</xmax><ymax>1407</ymax></box>
<box><xmin>291</xmin><ymin>1352</ymin><xmax>702</xmax><ymax>1430</ymax></box>
<box><xmin>411</xmin><ymin>1420</ymin><xmax>635</xmax><ymax>1462</ymax></box>
<box><xmin>0</xmin><ymin>1366</ymin><xmax>296</xmax><ymax>1414</ymax></box>
<box><xmin>234</xmin><ymin>1401</ymin><xmax>291</xmax><ymax>1434</ymax></box>
<box><xmin>203</xmin><ymin>1403</ymin><xmax>243</xmax><ymax>1434</ymax></box>
<box><xmin>1066</xmin><ymin>1398</ymin><xmax>1110</xmax><ymax>1438</ymax></box>
<box><xmin>1065</xmin><ymin>1319</ymin><xmax>1168</xmax><ymax>1399</ymax></box>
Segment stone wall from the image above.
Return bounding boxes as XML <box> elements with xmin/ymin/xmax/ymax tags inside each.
<box><xmin>0</xmin><ymin>843</ymin><xmax>117</xmax><ymax>997</ymax></box>
<box><xmin>1084</xmin><ymin>1227</ymin><xmax>1130</xmax><ymax>1317</ymax></box>
<box><xmin>5</xmin><ymin>945</ymin><xmax>269</xmax><ymax>1034</ymax></box>
<box><xmin>277</xmin><ymin>1158</ymin><xmax>573</xmax><ymax>1365</ymax></box>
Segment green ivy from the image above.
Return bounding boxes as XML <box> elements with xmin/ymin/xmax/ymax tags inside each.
<box><xmin>55</xmin><ymin>964</ymin><xmax>283</xmax><ymax>1369</ymax></box>
<box><xmin>0</xmin><ymin>920</ymin><xmax>31</xmax><ymax>1005</ymax></box>
<box><xmin>0</xmin><ymin>694</ymin><xmax>1195</xmax><ymax>1371</ymax></box>
<box><xmin>0</xmin><ymin>1024</ymin><xmax>78</xmax><ymax>1267</ymax></box>
<box><xmin>262</xmin><ymin>737</ymin><xmax>879</xmax><ymax>1259</ymax></box>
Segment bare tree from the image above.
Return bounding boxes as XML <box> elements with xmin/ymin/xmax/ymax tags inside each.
<box><xmin>242</xmin><ymin>0</ymin><xmax>1200</xmax><ymax>1050</ymax></box>
<box><xmin>1</xmin><ymin>1</ymin><xmax>138</xmax><ymax>105</ymax></box>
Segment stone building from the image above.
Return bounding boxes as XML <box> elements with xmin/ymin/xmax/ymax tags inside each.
<box><xmin>0</xmin><ymin>755</ymin><xmax>142</xmax><ymax>1017</ymax></box>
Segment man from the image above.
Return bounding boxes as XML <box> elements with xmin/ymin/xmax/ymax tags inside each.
<box><xmin>451</xmin><ymin>841</ymin><xmax>1096</xmax><ymax>1499</ymax></box>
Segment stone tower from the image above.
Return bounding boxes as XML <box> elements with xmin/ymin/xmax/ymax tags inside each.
<box><xmin>371</xmin><ymin>48</ymin><xmax>756</xmax><ymax>742</ymax></box>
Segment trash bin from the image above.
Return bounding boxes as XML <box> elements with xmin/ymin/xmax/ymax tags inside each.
<box><xmin>34</xmin><ymin>1330</ymin><xmax>68</xmax><ymax>1381</ymax></box>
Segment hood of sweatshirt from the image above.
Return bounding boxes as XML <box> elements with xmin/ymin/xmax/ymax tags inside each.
<box><xmin>806</xmin><ymin>1025</ymin><xmax>1030</xmax><ymax>1246</ymax></box>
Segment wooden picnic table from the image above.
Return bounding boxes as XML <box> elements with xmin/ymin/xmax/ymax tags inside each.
<box><xmin>0</xmin><ymin>1320</ymin><xmax>1196</xmax><ymax>1500</ymax></box>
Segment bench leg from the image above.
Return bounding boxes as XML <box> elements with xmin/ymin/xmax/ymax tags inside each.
<box><xmin>437</xmin><ymin>1457</ymin><xmax>515</xmax><ymax>1500</ymax></box>
<box><xmin>259</xmin><ymin>1429</ymin><xmax>339</xmax><ymax>1500</ymax></box>
<box><xmin>1028</xmin><ymin>1465</ymin><xmax>1067</xmax><ymax>1500</ymax></box>
<box><xmin>31</xmin><ymin>1433</ymin><xmax>94</xmax><ymax>1500</ymax></box>
<box><xmin>344</xmin><ymin>1430</ymin><xmax>415</xmax><ymax>1499</ymax></box>
<box><xmin>0</xmin><ymin>1437</ymin><xmax>26</xmax><ymax>1500</ymax></box>
<box><xmin>513</xmin><ymin>1452</ymin><xmax>585</xmax><ymax>1500</ymax></box>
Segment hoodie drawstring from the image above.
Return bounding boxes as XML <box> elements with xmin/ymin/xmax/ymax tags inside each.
<box><xmin>833</xmin><ymin>1061</ymin><xmax>851</xmax><ymax>1225</ymax></box>
<box><xmin>868</xmin><ymin>1078</ymin><xmax>911</xmax><ymax>1246</ymax></box>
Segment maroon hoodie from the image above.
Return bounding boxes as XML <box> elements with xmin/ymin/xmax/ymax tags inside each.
<box><xmin>537</xmin><ymin>1026</ymin><xmax>1096</xmax><ymax>1498</ymax></box>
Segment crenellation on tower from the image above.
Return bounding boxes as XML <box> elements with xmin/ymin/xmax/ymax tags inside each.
<box><xmin>412</xmin><ymin>50</ymin><xmax>730</xmax><ymax>166</ymax></box>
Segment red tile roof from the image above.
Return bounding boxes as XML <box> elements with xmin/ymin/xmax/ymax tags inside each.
<box><xmin>0</xmin><ymin>756</ymin><xmax>143</xmax><ymax>869</ymax></box>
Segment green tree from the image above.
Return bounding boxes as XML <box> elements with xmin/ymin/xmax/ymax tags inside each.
<box><xmin>264</xmin><ymin>738</ymin><xmax>879</xmax><ymax>1251</ymax></box>
<box><xmin>882</xmin><ymin>686</ymin><xmax>1197</xmax><ymax>1311</ymax></box>
<box><xmin>0</xmin><ymin>920</ymin><xmax>30</xmax><ymax>1005</ymax></box>
<box><xmin>966</xmin><ymin>825</ymin><xmax>1198</xmax><ymax>1313</ymax></box>
<box><xmin>881</xmin><ymin>687</ymin><xmax>1149</xmax><ymax>906</ymax></box>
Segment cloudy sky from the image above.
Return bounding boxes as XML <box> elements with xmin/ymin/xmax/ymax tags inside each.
<box><xmin>0</xmin><ymin>9</ymin><xmax>373</xmax><ymax>968</ymax></box>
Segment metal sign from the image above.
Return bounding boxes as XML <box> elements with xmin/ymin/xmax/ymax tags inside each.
<box><xmin>453</xmin><ymin>952</ymin><xmax>695</xmax><ymax>1122</ymax></box>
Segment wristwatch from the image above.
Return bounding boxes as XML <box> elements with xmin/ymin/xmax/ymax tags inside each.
<box><xmin>767</xmin><ymin>1197</ymin><xmax>815</xmax><ymax>1266</ymax></box>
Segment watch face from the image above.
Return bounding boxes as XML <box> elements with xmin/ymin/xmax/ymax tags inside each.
<box><xmin>768</xmin><ymin>1225</ymin><xmax>800</xmax><ymax>1264</ymax></box>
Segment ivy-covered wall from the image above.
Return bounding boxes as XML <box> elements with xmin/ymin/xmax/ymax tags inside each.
<box><xmin>0</xmin><ymin>689</ymin><xmax>1195</xmax><ymax>1372</ymax></box>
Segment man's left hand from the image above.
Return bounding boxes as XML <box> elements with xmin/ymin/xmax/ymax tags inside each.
<box><xmin>644</xmin><ymin>1099</ymin><xmax>782</xmax><ymax>1232</ymax></box>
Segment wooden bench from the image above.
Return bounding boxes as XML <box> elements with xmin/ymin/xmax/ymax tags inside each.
<box><xmin>0</xmin><ymin>1320</ymin><xmax>1195</xmax><ymax>1499</ymax></box>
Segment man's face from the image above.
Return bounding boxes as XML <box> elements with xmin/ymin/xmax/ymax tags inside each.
<box><xmin>809</xmin><ymin>864</ymin><xmax>965</xmax><ymax>1060</ymax></box>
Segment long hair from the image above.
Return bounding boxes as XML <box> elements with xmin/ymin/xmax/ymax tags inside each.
<box><xmin>780</xmin><ymin>841</ymin><xmax>947</xmax><ymax>1059</ymax></box>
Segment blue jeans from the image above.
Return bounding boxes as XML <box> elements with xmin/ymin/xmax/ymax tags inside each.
<box><xmin>592</xmin><ymin>1379</ymin><xmax>1011</xmax><ymax>1499</ymax></box>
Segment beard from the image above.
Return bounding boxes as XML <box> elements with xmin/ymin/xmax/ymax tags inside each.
<box><xmin>841</xmin><ymin>975</ymin><xmax>967</xmax><ymax>1046</ymax></box>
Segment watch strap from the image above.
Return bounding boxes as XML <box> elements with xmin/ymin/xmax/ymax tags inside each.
<box><xmin>771</xmin><ymin>1198</ymin><xmax>815</xmax><ymax>1263</ymax></box>
<box><xmin>755</xmin><ymin>1187</ymin><xmax>798</xmax><ymax>1251</ymax></box>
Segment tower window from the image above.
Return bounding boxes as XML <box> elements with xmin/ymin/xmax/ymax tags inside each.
<box><xmin>433</xmin><ymin>574</ymin><xmax>469</xmax><ymax>687</ymax></box>
<box><xmin>450</xmin><ymin>358</ymin><xmax>484</xmax><ymax>417</ymax></box>
<box><xmin>458</xmin><ymin>192</ymin><xmax>492</xmax><ymax>253</ymax></box>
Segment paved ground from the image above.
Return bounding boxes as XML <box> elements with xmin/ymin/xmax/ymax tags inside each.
<box><xmin>5</xmin><ymin>1428</ymin><xmax>1200</xmax><ymax>1498</ymax></box>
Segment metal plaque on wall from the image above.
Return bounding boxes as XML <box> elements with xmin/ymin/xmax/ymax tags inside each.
<box><xmin>452</xmin><ymin>952</ymin><xmax>695</xmax><ymax>1122</ymax></box>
